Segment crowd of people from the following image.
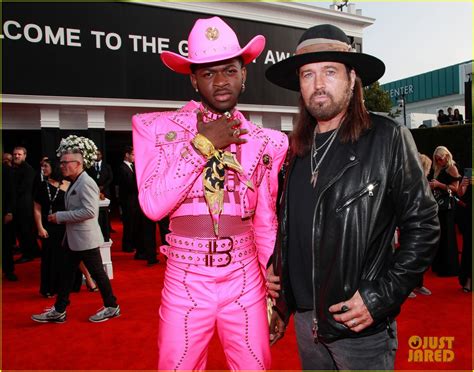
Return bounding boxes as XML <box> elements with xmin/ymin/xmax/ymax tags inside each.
<box><xmin>2</xmin><ymin>143</ymin><xmax>169</xmax><ymax>281</ymax></box>
<box><xmin>437</xmin><ymin>107</ymin><xmax>465</xmax><ymax>125</ymax></box>
<box><xmin>1</xmin><ymin>16</ymin><xmax>471</xmax><ymax>371</ymax></box>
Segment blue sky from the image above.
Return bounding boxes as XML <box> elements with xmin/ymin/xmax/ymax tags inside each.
<box><xmin>312</xmin><ymin>2</ymin><xmax>473</xmax><ymax>84</ymax></box>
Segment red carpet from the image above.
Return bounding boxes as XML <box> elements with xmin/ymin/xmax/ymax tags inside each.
<box><xmin>2</xmin><ymin>222</ymin><xmax>472</xmax><ymax>371</ymax></box>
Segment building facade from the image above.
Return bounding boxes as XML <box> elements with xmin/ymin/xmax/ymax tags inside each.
<box><xmin>381</xmin><ymin>60</ymin><xmax>473</xmax><ymax>128</ymax></box>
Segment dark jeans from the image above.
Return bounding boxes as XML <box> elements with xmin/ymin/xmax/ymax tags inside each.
<box><xmin>55</xmin><ymin>244</ymin><xmax>118</xmax><ymax>313</ymax></box>
<box><xmin>295</xmin><ymin>310</ymin><xmax>397</xmax><ymax>370</ymax></box>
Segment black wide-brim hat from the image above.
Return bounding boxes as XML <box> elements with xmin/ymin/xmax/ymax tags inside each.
<box><xmin>266</xmin><ymin>24</ymin><xmax>385</xmax><ymax>91</ymax></box>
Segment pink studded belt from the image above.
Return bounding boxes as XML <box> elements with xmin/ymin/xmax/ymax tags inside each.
<box><xmin>161</xmin><ymin>231</ymin><xmax>256</xmax><ymax>267</ymax></box>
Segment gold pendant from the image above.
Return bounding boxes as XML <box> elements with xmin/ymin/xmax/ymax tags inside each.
<box><xmin>311</xmin><ymin>170</ymin><xmax>318</xmax><ymax>188</ymax></box>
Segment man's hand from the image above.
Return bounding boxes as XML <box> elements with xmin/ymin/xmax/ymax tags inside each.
<box><xmin>266</xmin><ymin>264</ymin><xmax>280</xmax><ymax>299</ymax></box>
<box><xmin>47</xmin><ymin>213</ymin><xmax>58</xmax><ymax>224</ymax></box>
<box><xmin>269</xmin><ymin>311</ymin><xmax>286</xmax><ymax>346</ymax></box>
<box><xmin>196</xmin><ymin>111</ymin><xmax>248</xmax><ymax>149</ymax></box>
<box><xmin>328</xmin><ymin>290</ymin><xmax>374</xmax><ymax>333</ymax></box>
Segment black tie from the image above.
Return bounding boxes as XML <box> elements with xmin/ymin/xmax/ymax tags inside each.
<box><xmin>130</xmin><ymin>163</ymin><xmax>135</xmax><ymax>173</ymax></box>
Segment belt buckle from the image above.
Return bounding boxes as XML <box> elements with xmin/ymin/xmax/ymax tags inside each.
<box><xmin>204</xmin><ymin>237</ymin><xmax>233</xmax><ymax>267</ymax></box>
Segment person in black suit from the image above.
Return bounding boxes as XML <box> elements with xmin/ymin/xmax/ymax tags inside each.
<box><xmin>117</xmin><ymin>146</ymin><xmax>140</xmax><ymax>252</ymax></box>
<box><xmin>87</xmin><ymin>149</ymin><xmax>115</xmax><ymax>237</ymax></box>
<box><xmin>12</xmin><ymin>146</ymin><xmax>40</xmax><ymax>263</ymax></box>
<box><xmin>87</xmin><ymin>149</ymin><xmax>113</xmax><ymax>199</ymax></box>
<box><xmin>2</xmin><ymin>164</ymin><xmax>18</xmax><ymax>280</ymax></box>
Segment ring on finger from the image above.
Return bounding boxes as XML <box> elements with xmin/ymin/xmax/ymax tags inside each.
<box><xmin>350</xmin><ymin>319</ymin><xmax>357</xmax><ymax>327</ymax></box>
<box><xmin>232</xmin><ymin>129</ymin><xmax>241</xmax><ymax>138</ymax></box>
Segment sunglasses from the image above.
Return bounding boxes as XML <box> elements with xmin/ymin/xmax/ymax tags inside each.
<box><xmin>59</xmin><ymin>160</ymin><xmax>80</xmax><ymax>166</ymax></box>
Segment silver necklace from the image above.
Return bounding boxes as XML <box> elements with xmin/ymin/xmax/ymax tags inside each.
<box><xmin>310</xmin><ymin>125</ymin><xmax>340</xmax><ymax>188</ymax></box>
<box><xmin>45</xmin><ymin>181</ymin><xmax>61</xmax><ymax>215</ymax></box>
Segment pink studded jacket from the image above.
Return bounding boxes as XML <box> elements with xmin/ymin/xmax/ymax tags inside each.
<box><xmin>132</xmin><ymin>101</ymin><xmax>288</xmax><ymax>270</ymax></box>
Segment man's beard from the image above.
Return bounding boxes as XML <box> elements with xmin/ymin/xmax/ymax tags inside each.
<box><xmin>305</xmin><ymin>86</ymin><xmax>352</xmax><ymax>122</ymax></box>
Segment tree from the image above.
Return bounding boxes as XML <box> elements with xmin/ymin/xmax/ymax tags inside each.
<box><xmin>363</xmin><ymin>81</ymin><xmax>393</xmax><ymax>113</ymax></box>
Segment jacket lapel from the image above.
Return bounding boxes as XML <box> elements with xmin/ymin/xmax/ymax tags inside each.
<box><xmin>314</xmin><ymin>140</ymin><xmax>359</xmax><ymax>194</ymax></box>
<box><xmin>65</xmin><ymin>172</ymin><xmax>84</xmax><ymax>209</ymax></box>
<box><xmin>169</xmin><ymin>101</ymin><xmax>199</xmax><ymax>136</ymax></box>
<box><xmin>239</xmin><ymin>124</ymin><xmax>269</xmax><ymax>182</ymax></box>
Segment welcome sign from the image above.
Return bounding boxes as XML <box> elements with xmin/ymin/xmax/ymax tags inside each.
<box><xmin>2</xmin><ymin>2</ymin><xmax>302</xmax><ymax>106</ymax></box>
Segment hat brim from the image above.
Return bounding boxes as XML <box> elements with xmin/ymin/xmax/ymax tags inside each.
<box><xmin>265</xmin><ymin>51</ymin><xmax>385</xmax><ymax>91</ymax></box>
<box><xmin>161</xmin><ymin>35</ymin><xmax>265</xmax><ymax>74</ymax></box>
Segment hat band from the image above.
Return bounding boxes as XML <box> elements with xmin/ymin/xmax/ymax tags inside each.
<box><xmin>189</xmin><ymin>44</ymin><xmax>241</xmax><ymax>60</ymax></box>
<box><xmin>296</xmin><ymin>38</ymin><xmax>353</xmax><ymax>55</ymax></box>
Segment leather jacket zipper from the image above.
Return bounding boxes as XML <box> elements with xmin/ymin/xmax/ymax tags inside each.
<box><xmin>311</xmin><ymin>159</ymin><xmax>359</xmax><ymax>343</ymax></box>
<box><xmin>335</xmin><ymin>181</ymin><xmax>380</xmax><ymax>213</ymax></box>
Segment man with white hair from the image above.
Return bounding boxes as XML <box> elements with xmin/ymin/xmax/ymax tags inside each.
<box><xmin>32</xmin><ymin>136</ymin><xmax>120</xmax><ymax>324</ymax></box>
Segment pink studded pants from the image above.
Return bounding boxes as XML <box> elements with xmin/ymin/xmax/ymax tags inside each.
<box><xmin>157</xmin><ymin>254</ymin><xmax>271</xmax><ymax>370</ymax></box>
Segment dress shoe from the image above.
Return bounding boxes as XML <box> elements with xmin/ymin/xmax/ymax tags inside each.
<box><xmin>413</xmin><ymin>286</ymin><xmax>431</xmax><ymax>296</ymax></box>
<box><xmin>134</xmin><ymin>253</ymin><xmax>147</xmax><ymax>260</ymax></box>
<box><xmin>5</xmin><ymin>272</ymin><xmax>18</xmax><ymax>281</ymax></box>
<box><xmin>14</xmin><ymin>256</ymin><xmax>34</xmax><ymax>264</ymax></box>
<box><xmin>86</xmin><ymin>282</ymin><xmax>99</xmax><ymax>292</ymax></box>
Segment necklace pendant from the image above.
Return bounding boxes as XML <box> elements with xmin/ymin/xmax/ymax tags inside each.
<box><xmin>311</xmin><ymin>170</ymin><xmax>319</xmax><ymax>188</ymax></box>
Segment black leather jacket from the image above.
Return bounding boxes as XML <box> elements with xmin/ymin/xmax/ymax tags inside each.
<box><xmin>272</xmin><ymin>114</ymin><xmax>439</xmax><ymax>342</ymax></box>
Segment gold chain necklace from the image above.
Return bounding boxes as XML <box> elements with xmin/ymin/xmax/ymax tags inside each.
<box><xmin>199</xmin><ymin>104</ymin><xmax>234</xmax><ymax>122</ymax></box>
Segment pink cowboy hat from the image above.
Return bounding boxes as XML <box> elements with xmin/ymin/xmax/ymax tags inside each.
<box><xmin>161</xmin><ymin>16</ymin><xmax>265</xmax><ymax>74</ymax></box>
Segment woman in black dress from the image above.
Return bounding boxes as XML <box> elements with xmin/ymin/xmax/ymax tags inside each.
<box><xmin>429</xmin><ymin>146</ymin><xmax>461</xmax><ymax>277</ymax></box>
<box><xmin>34</xmin><ymin>159</ymin><xmax>69</xmax><ymax>297</ymax></box>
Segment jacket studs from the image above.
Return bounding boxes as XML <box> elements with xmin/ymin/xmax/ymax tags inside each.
<box><xmin>165</xmin><ymin>131</ymin><xmax>177</xmax><ymax>141</ymax></box>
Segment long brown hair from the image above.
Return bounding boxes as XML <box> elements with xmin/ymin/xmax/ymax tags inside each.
<box><xmin>290</xmin><ymin>68</ymin><xmax>371</xmax><ymax>157</ymax></box>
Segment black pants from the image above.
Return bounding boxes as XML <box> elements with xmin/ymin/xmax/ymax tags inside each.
<box><xmin>39</xmin><ymin>226</ymin><xmax>64</xmax><ymax>296</ymax></box>
<box><xmin>14</xmin><ymin>215</ymin><xmax>40</xmax><ymax>258</ymax></box>
<box><xmin>2</xmin><ymin>221</ymin><xmax>15</xmax><ymax>274</ymax></box>
<box><xmin>136</xmin><ymin>214</ymin><xmax>157</xmax><ymax>262</ymax></box>
<box><xmin>120</xmin><ymin>198</ymin><xmax>140</xmax><ymax>251</ymax></box>
<box><xmin>55</xmin><ymin>244</ymin><xmax>118</xmax><ymax>313</ymax></box>
<box><xmin>456</xmin><ymin>204</ymin><xmax>472</xmax><ymax>286</ymax></box>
